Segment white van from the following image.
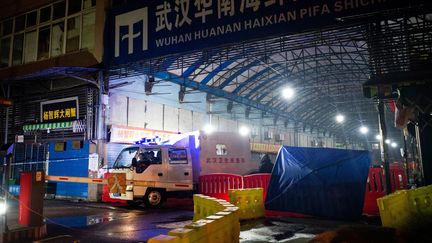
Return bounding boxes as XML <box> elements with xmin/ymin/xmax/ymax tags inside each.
<box><xmin>109</xmin><ymin>131</ymin><xmax>255</xmax><ymax>207</ymax></box>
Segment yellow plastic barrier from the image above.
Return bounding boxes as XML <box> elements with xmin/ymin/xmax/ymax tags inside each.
<box><xmin>378</xmin><ymin>185</ymin><xmax>432</xmax><ymax>229</ymax></box>
<box><xmin>192</xmin><ymin>195</ymin><xmax>226</xmax><ymax>221</ymax></box>
<box><xmin>228</xmin><ymin>188</ymin><xmax>265</xmax><ymax>220</ymax></box>
<box><xmin>147</xmin><ymin>234</ymin><xmax>180</xmax><ymax>243</ymax></box>
<box><xmin>149</xmin><ymin>194</ymin><xmax>240</xmax><ymax>243</ymax></box>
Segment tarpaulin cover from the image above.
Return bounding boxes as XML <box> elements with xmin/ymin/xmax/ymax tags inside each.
<box><xmin>265</xmin><ymin>146</ymin><xmax>371</xmax><ymax>220</ymax></box>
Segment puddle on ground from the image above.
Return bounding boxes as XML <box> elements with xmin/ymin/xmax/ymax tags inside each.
<box><xmin>156</xmin><ymin>220</ymin><xmax>193</xmax><ymax>229</ymax></box>
<box><xmin>48</xmin><ymin>213</ymin><xmax>116</xmax><ymax>228</ymax></box>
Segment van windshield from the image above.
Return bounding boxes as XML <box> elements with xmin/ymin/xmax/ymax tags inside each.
<box><xmin>113</xmin><ymin>147</ymin><xmax>139</xmax><ymax>168</ymax></box>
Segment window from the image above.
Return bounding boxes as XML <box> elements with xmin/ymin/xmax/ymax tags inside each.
<box><xmin>51</xmin><ymin>22</ymin><xmax>65</xmax><ymax>57</ymax></box>
<box><xmin>71</xmin><ymin>140</ymin><xmax>83</xmax><ymax>149</ymax></box>
<box><xmin>0</xmin><ymin>0</ymin><xmax>96</xmax><ymax>67</ymax></box>
<box><xmin>40</xmin><ymin>6</ymin><xmax>52</xmax><ymax>23</ymax></box>
<box><xmin>81</xmin><ymin>12</ymin><xmax>95</xmax><ymax>49</ymax></box>
<box><xmin>137</xmin><ymin>148</ymin><xmax>162</xmax><ymax>165</ymax></box>
<box><xmin>14</xmin><ymin>15</ymin><xmax>25</xmax><ymax>32</ymax></box>
<box><xmin>114</xmin><ymin>147</ymin><xmax>139</xmax><ymax>168</ymax></box>
<box><xmin>169</xmin><ymin>149</ymin><xmax>188</xmax><ymax>164</ymax></box>
<box><xmin>66</xmin><ymin>16</ymin><xmax>81</xmax><ymax>53</ymax></box>
<box><xmin>216</xmin><ymin>144</ymin><xmax>228</xmax><ymax>155</ymax></box>
<box><xmin>83</xmin><ymin>0</ymin><xmax>96</xmax><ymax>9</ymax></box>
<box><xmin>54</xmin><ymin>142</ymin><xmax>67</xmax><ymax>152</ymax></box>
<box><xmin>0</xmin><ymin>38</ymin><xmax>11</xmax><ymax>67</ymax></box>
<box><xmin>38</xmin><ymin>26</ymin><xmax>51</xmax><ymax>60</ymax></box>
<box><xmin>12</xmin><ymin>34</ymin><xmax>24</xmax><ymax>65</ymax></box>
<box><xmin>68</xmin><ymin>0</ymin><xmax>82</xmax><ymax>15</ymax></box>
<box><xmin>2</xmin><ymin>19</ymin><xmax>13</xmax><ymax>36</ymax></box>
<box><xmin>24</xmin><ymin>31</ymin><xmax>37</xmax><ymax>63</ymax></box>
<box><xmin>53</xmin><ymin>1</ymin><xmax>66</xmax><ymax>20</ymax></box>
<box><xmin>26</xmin><ymin>11</ymin><xmax>37</xmax><ymax>28</ymax></box>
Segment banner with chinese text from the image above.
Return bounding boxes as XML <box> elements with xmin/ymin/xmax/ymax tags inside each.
<box><xmin>110</xmin><ymin>125</ymin><xmax>179</xmax><ymax>143</ymax></box>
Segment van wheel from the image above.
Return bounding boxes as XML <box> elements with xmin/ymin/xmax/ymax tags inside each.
<box><xmin>144</xmin><ymin>189</ymin><xmax>165</xmax><ymax>208</ymax></box>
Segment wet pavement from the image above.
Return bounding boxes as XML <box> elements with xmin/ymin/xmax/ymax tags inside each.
<box><xmin>240</xmin><ymin>217</ymin><xmax>366</xmax><ymax>242</ymax></box>
<box><xmin>3</xmin><ymin>198</ymin><xmax>374</xmax><ymax>242</ymax></box>
<box><xmin>4</xmin><ymin>198</ymin><xmax>194</xmax><ymax>242</ymax></box>
<box><xmin>44</xmin><ymin>200</ymin><xmax>194</xmax><ymax>242</ymax></box>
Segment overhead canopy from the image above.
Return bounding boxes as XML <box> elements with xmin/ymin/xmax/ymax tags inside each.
<box><xmin>107</xmin><ymin>1</ymin><xmax>432</xmax><ymax>143</ymax></box>
<box><xmin>265</xmin><ymin>146</ymin><xmax>371</xmax><ymax>220</ymax></box>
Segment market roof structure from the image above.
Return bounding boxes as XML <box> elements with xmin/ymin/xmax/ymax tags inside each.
<box><xmin>108</xmin><ymin>7</ymin><xmax>432</xmax><ymax>143</ymax></box>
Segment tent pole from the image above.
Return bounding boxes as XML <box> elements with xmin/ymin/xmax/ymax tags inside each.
<box><xmin>402</xmin><ymin>132</ymin><xmax>410</xmax><ymax>188</ymax></box>
<box><xmin>377</xmin><ymin>100</ymin><xmax>392</xmax><ymax>194</ymax></box>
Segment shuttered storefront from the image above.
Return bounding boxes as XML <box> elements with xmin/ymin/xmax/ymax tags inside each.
<box><xmin>0</xmin><ymin>85</ymin><xmax>97</xmax><ymax>143</ymax></box>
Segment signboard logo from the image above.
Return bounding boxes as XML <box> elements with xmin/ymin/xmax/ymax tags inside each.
<box><xmin>108</xmin><ymin>173</ymin><xmax>126</xmax><ymax>194</ymax></box>
<box><xmin>115</xmin><ymin>7</ymin><xmax>148</xmax><ymax>57</ymax></box>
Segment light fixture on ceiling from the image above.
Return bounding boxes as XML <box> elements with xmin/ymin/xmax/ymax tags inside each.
<box><xmin>335</xmin><ymin>114</ymin><xmax>345</xmax><ymax>123</ymax></box>
<box><xmin>359</xmin><ymin>126</ymin><xmax>368</xmax><ymax>134</ymax></box>
<box><xmin>203</xmin><ymin>124</ymin><xmax>214</xmax><ymax>134</ymax></box>
<box><xmin>239</xmin><ymin>126</ymin><xmax>250</xmax><ymax>136</ymax></box>
<box><xmin>376</xmin><ymin>134</ymin><xmax>382</xmax><ymax>140</ymax></box>
<box><xmin>281</xmin><ymin>87</ymin><xmax>295</xmax><ymax>100</ymax></box>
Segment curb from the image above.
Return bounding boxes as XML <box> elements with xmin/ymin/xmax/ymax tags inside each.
<box><xmin>33</xmin><ymin>234</ymin><xmax>75</xmax><ymax>243</ymax></box>
<box><xmin>2</xmin><ymin>224</ymin><xmax>47</xmax><ymax>243</ymax></box>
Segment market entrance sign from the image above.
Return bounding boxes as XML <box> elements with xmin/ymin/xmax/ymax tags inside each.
<box><xmin>107</xmin><ymin>0</ymin><xmax>423</xmax><ymax>65</ymax></box>
<box><xmin>40</xmin><ymin>97</ymin><xmax>79</xmax><ymax>123</ymax></box>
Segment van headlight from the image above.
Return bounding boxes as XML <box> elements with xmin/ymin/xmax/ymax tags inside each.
<box><xmin>0</xmin><ymin>201</ymin><xmax>6</xmax><ymax>215</ymax></box>
<box><xmin>126</xmin><ymin>185</ymin><xmax>133</xmax><ymax>191</ymax></box>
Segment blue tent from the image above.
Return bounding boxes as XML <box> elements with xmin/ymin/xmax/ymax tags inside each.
<box><xmin>265</xmin><ymin>146</ymin><xmax>371</xmax><ymax>220</ymax></box>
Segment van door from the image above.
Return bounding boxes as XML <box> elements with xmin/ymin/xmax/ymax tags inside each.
<box><xmin>133</xmin><ymin>148</ymin><xmax>164</xmax><ymax>182</ymax></box>
<box><xmin>166</xmin><ymin>148</ymin><xmax>193</xmax><ymax>190</ymax></box>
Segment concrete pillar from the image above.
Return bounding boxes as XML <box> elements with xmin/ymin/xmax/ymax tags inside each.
<box><xmin>88</xmin><ymin>71</ymin><xmax>106</xmax><ymax>202</ymax></box>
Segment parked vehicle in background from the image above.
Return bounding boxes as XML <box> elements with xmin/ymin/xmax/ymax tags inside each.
<box><xmin>108</xmin><ymin>131</ymin><xmax>254</xmax><ymax>207</ymax></box>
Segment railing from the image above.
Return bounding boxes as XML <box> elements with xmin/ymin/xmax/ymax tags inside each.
<box><xmin>363</xmin><ymin>164</ymin><xmax>408</xmax><ymax>215</ymax></box>
<box><xmin>198</xmin><ymin>174</ymin><xmax>243</xmax><ymax>201</ymax></box>
<box><xmin>243</xmin><ymin>174</ymin><xmax>271</xmax><ymax>201</ymax></box>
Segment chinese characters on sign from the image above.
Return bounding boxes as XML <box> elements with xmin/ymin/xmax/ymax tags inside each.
<box><xmin>110</xmin><ymin>125</ymin><xmax>178</xmax><ymax>144</ymax></box>
<box><xmin>206</xmin><ymin>157</ymin><xmax>246</xmax><ymax>163</ymax></box>
<box><xmin>155</xmin><ymin>0</ymin><xmax>286</xmax><ymax>30</ymax></box>
<box><xmin>110</xmin><ymin>0</ymin><xmax>406</xmax><ymax>64</ymax></box>
<box><xmin>41</xmin><ymin>97</ymin><xmax>79</xmax><ymax>123</ymax></box>
<box><xmin>250</xmin><ymin>143</ymin><xmax>280</xmax><ymax>154</ymax></box>
<box><xmin>42</xmin><ymin>108</ymin><xmax>77</xmax><ymax>121</ymax></box>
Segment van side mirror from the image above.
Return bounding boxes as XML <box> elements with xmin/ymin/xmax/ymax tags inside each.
<box><xmin>131</xmin><ymin>158</ymin><xmax>137</xmax><ymax>167</ymax></box>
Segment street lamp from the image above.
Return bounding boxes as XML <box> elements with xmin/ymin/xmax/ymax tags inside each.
<box><xmin>391</xmin><ymin>142</ymin><xmax>398</xmax><ymax>148</ymax></box>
